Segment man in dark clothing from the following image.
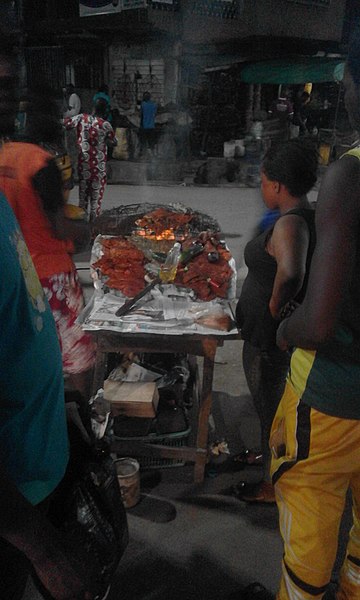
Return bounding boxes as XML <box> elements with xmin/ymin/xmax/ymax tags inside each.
<box><xmin>272</xmin><ymin>32</ymin><xmax>360</xmax><ymax>600</ymax></box>
<box><xmin>292</xmin><ymin>91</ymin><xmax>311</xmax><ymax>136</ymax></box>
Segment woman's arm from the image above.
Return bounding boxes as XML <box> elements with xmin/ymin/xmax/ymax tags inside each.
<box><xmin>277</xmin><ymin>156</ymin><xmax>360</xmax><ymax>350</ymax></box>
<box><xmin>268</xmin><ymin>214</ymin><xmax>310</xmax><ymax>319</ymax></box>
<box><xmin>33</xmin><ymin>159</ymin><xmax>90</xmax><ymax>249</ymax></box>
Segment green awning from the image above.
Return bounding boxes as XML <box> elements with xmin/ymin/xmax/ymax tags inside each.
<box><xmin>240</xmin><ymin>57</ymin><xmax>345</xmax><ymax>84</ymax></box>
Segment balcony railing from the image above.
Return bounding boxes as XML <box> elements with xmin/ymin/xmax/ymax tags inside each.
<box><xmin>286</xmin><ymin>0</ymin><xmax>331</xmax><ymax>6</ymax></box>
<box><xmin>149</xmin><ymin>0</ymin><xmax>179</xmax><ymax>9</ymax></box>
<box><xmin>191</xmin><ymin>0</ymin><xmax>244</xmax><ymax>19</ymax></box>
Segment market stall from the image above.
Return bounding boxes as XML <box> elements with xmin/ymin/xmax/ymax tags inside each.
<box><xmin>241</xmin><ymin>57</ymin><xmax>348</xmax><ymax>161</ymax></box>
<box><xmin>82</xmin><ymin>203</ymin><xmax>240</xmax><ymax>482</ymax></box>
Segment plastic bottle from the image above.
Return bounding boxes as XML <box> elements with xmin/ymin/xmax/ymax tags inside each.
<box><xmin>159</xmin><ymin>242</ymin><xmax>182</xmax><ymax>283</ymax></box>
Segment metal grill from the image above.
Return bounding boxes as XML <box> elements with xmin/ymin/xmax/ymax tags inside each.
<box><xmin>25</xmin><ymin>46</ymin><xmax>65</xmax><ymax>90</ymax></box>
<box><xmin>112</xmin><ymin>58</ymin><xmax>165</xmax><ymax>110</ymax></box>
<box><xmin>149</xmin><ymin>0</ymin><xmax>179</xmax><ymax>10</ymax></box>
<box><xmin>92</xmin><ymin>203</ymin><xmax>221</xmax><ymax>237</ymax></box>
<box><xmin>191</xmin><ymin>0</ymin><xmax>243</xmax><ymax>19</ymax></box>
<box><xmin>115</xmin><ymin>73</ymin><xmax>135</xmax><ymax>111</ymax></box>
<box><xmin>122</xmin><ymin>0</ymin><xmax>147</xmax><ymax>9</ymax></box>
<box><xmin>286</xmin><ymin>0</ymin><xmax>331</xmax><ymax>5</ymax></box>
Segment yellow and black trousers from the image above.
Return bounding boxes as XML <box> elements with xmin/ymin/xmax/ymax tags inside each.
<box><xmin>271</xmin><ymin>381</ymin><xmax>360</xmax><ymax>599</ymax></box>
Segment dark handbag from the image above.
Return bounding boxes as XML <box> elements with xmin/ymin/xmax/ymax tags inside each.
<box><xmin>48</xmin><ymin>427</ymin><xmax>129</xmax><ymax>600</ymax></box>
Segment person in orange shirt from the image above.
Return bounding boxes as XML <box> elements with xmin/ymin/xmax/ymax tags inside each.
<box><xmin>0</xmin><ymin>88</ymin><xmax>95</xmax><ymax>401</ymax></box>
<box><xmin>0</xmin><ymin>34</ymin><xmax>94</xmax><ymax>600</ymax></box>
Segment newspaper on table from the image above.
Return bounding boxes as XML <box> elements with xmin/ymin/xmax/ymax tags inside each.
<box><xmin>79</xmin><ymin>285</ymin><xmax>238</xmax><ymax>336</ymax></box>
<box><xmin>79</xmin><ymin>232</ymin><xmax>238</xmax><ymax>336</ymax></box>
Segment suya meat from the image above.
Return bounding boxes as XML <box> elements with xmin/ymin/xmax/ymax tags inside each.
<box><xmin>93</xmin><ymin>237</ymin><xmax>146</xmax><ymax>296</ymax></box>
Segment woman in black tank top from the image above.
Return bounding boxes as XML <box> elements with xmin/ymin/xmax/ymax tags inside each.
<box><xmin>232</xmin><ymin>138</ymin><xmax>318</xmax><ymax>503</ymax></box>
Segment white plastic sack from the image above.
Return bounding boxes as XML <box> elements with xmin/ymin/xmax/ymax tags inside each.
<box><xmin>112</xmin><ymin>128</ymin><xmax>129</xmax><ymax>160</ymax></box>
<box><xmin>223</xmin><ymin>140</ymin><xmax>236</xmax><ymax>158</ymax></box>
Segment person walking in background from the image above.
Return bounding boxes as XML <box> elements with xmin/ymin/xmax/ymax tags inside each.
<box><xmin>0</xmin><ymin>30</ymin><xmax>93</xmax><ymax>600</ymax></box>
<box><xmin>291</xmin><ymin>91</ymin><xmax>311</xmax><ymax>138</ymax></box>
<box><xmin>93</xmin><ymin>84</ymin><xmax>112</xmax><ymax>123</ymax></box>
<box><xmin>268</xmin><ymin>92</ymin><xmax>294</xmax><ymax>141</ymax></box>
<box><xmin>63</xmin><ymin>98</ymin><xmax>117</xmax><ymax>221</ymax></box>
<box><xmin>63</xmin><ymin>83</ymin><xmax>82</xmax><ymax>179</ymax></box>
<box><xmin>62</xmin><ymin>82</ymin><xmax>81</xmax><ymax>118</ymax></box>
<box><xmin>173</xmin><ymin>104</ymin><xmax>193</xmax><ymax>159</ymax></box>
<box><xmin>139</xmin><ymin>90</ymin><xmax>157</xmax><ymax>158</ymax></box>
<box><xmin>0</xmin><ymin>87</ymin><xmax>96</xmax><ymax>403</ymax></box>
<box><xmin>262</xmin><ymin>30</ymin><xmax>360</xmax><ymax>600</ymax></box>
<box><xmin>233</xmin><ymin>138</ymin><xmax>318</xmax><ymax>504</ymax></box>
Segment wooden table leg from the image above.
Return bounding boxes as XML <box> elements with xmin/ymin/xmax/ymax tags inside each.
<box><xmin>92</xmin><ymin>349</ymin><xmax>107</xmax><ymax>396</ymax></box>
<box><xmin>90</xmin><ymin>333</ymin><xmax>227</xmax><ymax>484</ymax></box>
<box><xmin>194</xmin><ymin>339</ymin><xmax>218</xmax><ymax>483</ymax></box>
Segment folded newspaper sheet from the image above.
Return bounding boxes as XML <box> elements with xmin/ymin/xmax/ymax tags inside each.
<box><xmin>79</xmin><ymin>286</ymin><xmax>238</xmax><ymax>336</ymax></box>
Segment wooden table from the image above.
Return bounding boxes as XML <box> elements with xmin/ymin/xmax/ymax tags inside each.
<box><xmin>91</xmin><ymin>329</ymin><xmax>240</xmax><ymax>483</ymax></box>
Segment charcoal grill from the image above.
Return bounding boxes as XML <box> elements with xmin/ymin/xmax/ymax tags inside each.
<box><xmin>92</xmin><ymin>202</ymin><xmax>221</xmax><ymax>238</ymax></box>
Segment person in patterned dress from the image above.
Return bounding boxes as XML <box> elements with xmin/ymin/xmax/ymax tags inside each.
<box><xmin>0</xmin><ymin>34</ymin><xmax>93</xmax><ymax>600</ymax></box>
<box><xmin>0</xmin><ymin>88</ymin><xmax>96</xmax><ymax>403</ymax></box>
<box><xmin>63</xmin><ymin>98</ymin><xmax>117</xmax><ymax>221</ymax></box>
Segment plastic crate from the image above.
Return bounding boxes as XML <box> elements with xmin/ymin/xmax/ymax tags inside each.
<box><xmin>114</xmin><ymin>425</ymin><xmax>191</xmax><ymax>469</ymax></box>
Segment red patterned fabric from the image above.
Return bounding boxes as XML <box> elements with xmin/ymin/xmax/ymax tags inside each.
<box><xmin>41</xmin><ymin>270</ymin><xmax>96</xmax><ymax>375</ymax></box>
<box><xmin>63</xmin><ymin>114</ymin><xmax>115</xmax><ymax>219</ymax></box>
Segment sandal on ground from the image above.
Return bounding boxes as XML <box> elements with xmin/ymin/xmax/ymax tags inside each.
<box><xmin>231</xmin><ymin>448</ymin><xmax>263</xmax><ymax>468</ymax></box>
<box><xmin>230</xmin><ymin>480</ymin><xmax>276</xmax><ymax>504</ymax></box>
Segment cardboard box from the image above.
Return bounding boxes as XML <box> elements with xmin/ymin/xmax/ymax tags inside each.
<box><xmin>104</xmin><ymin>379</ymin><xmax>159</xmax><ymax>418</ymax></box>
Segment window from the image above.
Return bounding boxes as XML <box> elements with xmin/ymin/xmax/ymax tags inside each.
<box><xmin>70</xmin><ymin>52</ymin><xmax>103</xmax><ymax>89</ymax></box>
<box><xmin>25</xmin><ymin>46</ymin><xmax>65</xmax><ymax>91</ymax></box>
<box><xmin>148</xmin><ymin>0</ymin><xmax>179</xmax><ymax>10</ymax></box>
<box><xmin>286</xmin><ymin>0</ymin><xmax>331</xmax><ymax>6</ymax></box>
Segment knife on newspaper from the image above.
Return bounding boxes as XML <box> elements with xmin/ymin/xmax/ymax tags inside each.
<box><xmin>115</xmin><ymin>242</ymin><xmax>204</xmax><ymax>318</ymax></box>
<box><xmin>115</xmin><ymin>276</ymin><xmax>161</xmax><ymax>317</ymax></box>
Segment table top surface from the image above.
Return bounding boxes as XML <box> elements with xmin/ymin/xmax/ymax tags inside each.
<box><xmin>91</xmin><ymin>328</ymin><xmax>242</xmax><ymax>343</ymax></box>
<box><xmin>82</xmin><ymin>289</ymin><xmax>240</xmax><ymax>340</ymax></box>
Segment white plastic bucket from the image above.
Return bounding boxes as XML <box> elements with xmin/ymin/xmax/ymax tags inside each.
<box><xmin>115</xmin><ymin>457</ymin><xmax>140</xmax><ymax>509</ymax></box>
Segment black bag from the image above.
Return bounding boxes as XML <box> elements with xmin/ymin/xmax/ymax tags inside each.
<box><xmin>48</xmin><ymin>429</ymin><xmax>129</xmax><ymax>600</ymax></box>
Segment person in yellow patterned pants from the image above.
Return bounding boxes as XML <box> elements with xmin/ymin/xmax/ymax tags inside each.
<box><xmin>271</xmin><ymin>30</ymin><xmax>360</xmax><ymax>600</ymax></box>
<box><xmin>271</xmin><ymin>374</ymin><xmax>360</xmax><ymax>599</ymax></box>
